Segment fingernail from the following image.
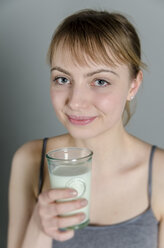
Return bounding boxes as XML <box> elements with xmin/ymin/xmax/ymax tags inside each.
<box><xmin>68</xmin><ymin>189</ymin><xmax>78</xmax><ymax>196</ymax></box>
<box><xmin>80</xmin><ymin>213</ymin><xmax>86</xmax><ymax>221</ymax></box>
<box><xmin>80</xmin><ymin>199</ymin><xmax>88</xmax><ymax>206</ymax></box>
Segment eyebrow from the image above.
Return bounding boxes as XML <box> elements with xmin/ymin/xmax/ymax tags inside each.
<box><xmin>51</xmin><ymin>67</ymin><xmax>71</xmax><ymax>76</ymax></box>
<box><xmin>51</xmin><ymin>66</ymin><xmax>119</xmax><ymax>77</ymax></box>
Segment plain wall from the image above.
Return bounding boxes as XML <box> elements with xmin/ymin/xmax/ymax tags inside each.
<box><xmin>0</xmin><ymin>0</ymin><xmax>164</xmax><ymax>246</ymax></box>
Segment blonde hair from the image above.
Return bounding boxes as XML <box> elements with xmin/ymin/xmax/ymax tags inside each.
<box><xmin>47</xmin><ymin>9</ymin><xmax>146</xmax><ymax>125</ymax></box>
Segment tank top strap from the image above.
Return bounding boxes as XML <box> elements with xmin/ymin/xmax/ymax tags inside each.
<box><xmin>148</xmin><ymin>145</ymin><xmax>157</xmax><ymax>204</ymax></box>
<box><xmin>38</xmin><ymin>137</ymin><xmax>48</xmax><ymax>195</ymax></box>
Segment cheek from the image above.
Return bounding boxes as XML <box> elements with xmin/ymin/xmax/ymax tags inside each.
<box><xmin>50</xmin><ymin>90</ymin><xmax>57</xmax><ymax>107</ymax></box>
<box><xmin>50</xmin><ymin>89</ymin><xmax>64</xmax><ymax>112</ymax></box>
<box><xmin>50</xmin><ymin>86</ymin><xmax>67</xmax><ymax>102</ymax></box>
<box><xmin>95</xmin><ymin>92</ymin><xmax>126</xmax><ymax>114</ymax></box>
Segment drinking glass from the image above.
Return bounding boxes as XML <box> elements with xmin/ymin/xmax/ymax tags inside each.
<box><xmin>46</xmin><ymin>147</ymin><xmax>93</xmax><ymax>230</ymax></box>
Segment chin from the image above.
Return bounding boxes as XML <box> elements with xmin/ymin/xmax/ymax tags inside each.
<box><xmin>69</xmin><ymin>131</ymin><xmax>94</xmax><ymax>140</ymax></box>
<box><xmin>65</xmin><ymin>126</ymin><xmax>97</xmax><ymax>140</ymax></box>
<box><xmin>66</xmin><ymin>124</ymin><xmax>110</xmax><ymax>141</ymax></box>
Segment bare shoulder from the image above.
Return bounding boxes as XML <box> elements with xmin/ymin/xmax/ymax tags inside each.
<box><xmin>13</xmin><ymin>139</ymin><xmax>42</xmax><ymax>158</ymax></box>
<box><xmin>130</xmin><ymin>137</ymin><xmax>164</xmax><ymax>221</ymax></box>
<box><xmin>10</xmin><ymin>139</ymin><xmax>44</xmax><ymax>197</ymax></box>
<box><xmin>154</xmin><ymin>146</ymin><xmax>164</xmax><ymax>162</ymax></box>
<box><xmin>152</xmin><ymin>146</ymin><xmax>164</xmax><ymax>220</ymax></box>
<box><xmin>11</xmin><ymin>139</ymin><xmax>43</xmax><ymax>174</ymax></box>
<box><xmin>153</xmin><ymin>146</ymin><xmax>164</xmax><ymax>182</ymax></box>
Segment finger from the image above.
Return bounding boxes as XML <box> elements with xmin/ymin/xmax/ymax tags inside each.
<box><xmin>39</xmin><ymin>198</ymin><xmax>88</xmax><ymax>218</ymax></box>
<box><xmin>56</xmin><ymin>198</ymin><xmax>88</xmax><ymax>215</ymax></box>
<box><xmin>38</xmin><ymin>188</ymin><xmax>77</xmax><ymax>205</ymax></box>
<box><xmin>57</xmin><ymin>213</ymin><xmax>86</xmax><ymax>229</ymax></box>
<box><xmin>44</xmin><ymin>213</ymin><xmax>85</xmax><ymax>231</ymax></box>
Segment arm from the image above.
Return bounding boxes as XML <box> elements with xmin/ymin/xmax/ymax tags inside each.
<box><xmin>8</xmin><ymin>141</ymin><xmax>87</xmax><ymax>248</ymax></box>
<box><xmin>7</xmin><ymin>141</ymin><xmax>52</xmax><ymax>248</ymax></box>
<box><xmin>21</xmin><ymin>204</ymin><xmax>52</xmax><ymax>248</ymax></box>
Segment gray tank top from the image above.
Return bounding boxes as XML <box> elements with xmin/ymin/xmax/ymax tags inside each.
<box><xmin>39</xmin><ymin>139</ymin><xmax>159</xmax><ymax>248</ymax></box>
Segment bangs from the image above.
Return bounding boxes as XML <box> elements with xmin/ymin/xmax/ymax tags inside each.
<box><xmin>48</xmin><ymin>24</ymin><xmax>130</xmax><ymax>68</ymax></box>
<box><xmin>47</xmin><ymin>9</ymin><xmax>146</xmax><ymax>77</ymax></box>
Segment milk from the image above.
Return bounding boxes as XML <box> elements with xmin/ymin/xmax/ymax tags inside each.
<box><xmin>49</xmin><ymin>164</ymin><xmax>91</xmax><ymax>224</ymax></box>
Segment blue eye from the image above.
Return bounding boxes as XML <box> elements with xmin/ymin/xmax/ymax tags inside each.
<box><xmin>53</xmin><ymin>77</ymin><xmax>70</xmax><ymax>85</ymax></box>
<box><xmin>94</xmin><ymin>79</ymin><xmax>110</xmax><ymax>87</ymax></box>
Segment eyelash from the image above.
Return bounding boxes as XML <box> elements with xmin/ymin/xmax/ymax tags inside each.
<box><xmin>52</xmin><ymin>76</ymin><xmax>111</xmax><ymax>87</ymax></box>
<box><xmin>93</xmin><ymin>79</ymin><xmax>111</xmax><ymax>87</ymax></box>
<box><xmin>53</xmin><ymin>76</ymin><xmax>70</xmax><ymax>85</ymax></box>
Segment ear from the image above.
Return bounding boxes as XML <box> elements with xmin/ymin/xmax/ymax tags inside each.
<box><xmin>127</xmin><ymin>70</ymin><xmax>143</xmax><ymax>101</ymax></box>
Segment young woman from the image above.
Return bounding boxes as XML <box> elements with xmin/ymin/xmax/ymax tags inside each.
<box><xmin>8</xmin><ymin>9</ymin><xmax>164</xmax><ymax>248</ymax></box>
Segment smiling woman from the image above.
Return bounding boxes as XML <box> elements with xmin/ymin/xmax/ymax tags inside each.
<box><xmin>8</xmin><ymin>9</ymin><xmax>164</xmax><ymax>248</ymax></box>
<box><xmin>48</xmin><ymin>10</ymin><xmax>145</xmax><ymax>125</ymax></box>
<box><xmin>49</xmin><ymin>47</ymin><xmax>141</xmax><ymax>140</ymax></box>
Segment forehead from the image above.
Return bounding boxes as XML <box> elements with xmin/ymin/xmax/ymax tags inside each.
<box><xmin>51</xmin><ymin>41</ymin><xmax>119</xmax><ymax>68</ymax></box>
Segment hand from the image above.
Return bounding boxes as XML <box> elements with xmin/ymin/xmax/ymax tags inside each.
<box><xmin>37</xmin><ymin>188</ymin><xmax>88</xmax><ymax>241</ymax></box>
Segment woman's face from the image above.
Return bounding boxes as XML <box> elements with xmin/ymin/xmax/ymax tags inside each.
<box><xmin>50</xmin><ymin>48</ymin><xmax>136</xmax><ymax>140</ymax></box>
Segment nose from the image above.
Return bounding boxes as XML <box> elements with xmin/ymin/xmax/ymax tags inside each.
<box><xmin>67</xmin><ymin>86</ymin><xmax>91</xmax><ymax>110</ymax></box>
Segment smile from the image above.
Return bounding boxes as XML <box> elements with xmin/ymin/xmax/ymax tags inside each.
<box><xmin>67</xmin><ymin>115</ymin><xmax>97</xmax><ymax>126</ymax></box>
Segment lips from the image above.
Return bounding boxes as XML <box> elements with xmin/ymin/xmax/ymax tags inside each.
<box><xmin>67</xmin><ymin>115</ymin><xmax>97</xmax><ymax>126</ymax></box>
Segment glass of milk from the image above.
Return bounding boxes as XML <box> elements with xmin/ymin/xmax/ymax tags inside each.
<box><xmin>46</xmin><ymin>147</ymin><xmax>93</xmax><ymax>230</ymax></box>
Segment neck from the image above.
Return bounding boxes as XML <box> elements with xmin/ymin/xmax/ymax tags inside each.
<box><xmin>69</xmin><ymin>122</ymin><xmax>133</xmax><ymax>172</ymax></box>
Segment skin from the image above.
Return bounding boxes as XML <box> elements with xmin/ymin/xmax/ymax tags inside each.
<box><xmin>8</xmin><ymin>47</ymin><xmax>164</xmax><ymax>248</ymax></box>
<box><xmin>50</xmin><ymin>49</ymin><xmax>136</xmax><ymax>140</ymax></box>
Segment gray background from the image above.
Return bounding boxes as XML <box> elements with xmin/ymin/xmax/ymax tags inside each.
<box><xmin>0</xmin><ymin>0</ymin><xmax>164</xmax><ymax>247</ymax></box>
